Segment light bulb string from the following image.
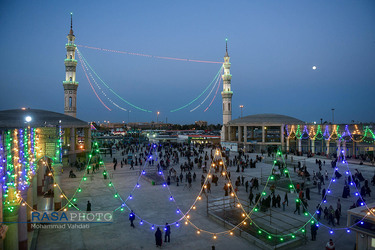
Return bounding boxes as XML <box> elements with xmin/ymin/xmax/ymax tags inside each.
<box><xmin>77</xmin><ymin>50</ymin><xmax>112</xmax><ymax>111</ymax></box>
<box><xmin>180</xmin><ymin>149</ymin><xmax>276</xmax><ymax>236</ymax></box>
<box><xmin>121</xmin><ymin>146</ymin><xmax>219</xmax><ymax>227</ymax></box>
<box><xmin>77</xmin><ymin>49</ymin><xmax>152</xmax><ymax>113</ymax></box>
<box><xmin>189</xmin><ymin>67</ymin><xmax>223</xmax><ymax>112</ymax></box>
<box><xmin>278</xmin><ymin>150</ymin><xmax>372</xmax><ymax>234</ymax></box>
<box><xmin>286</xmin><ymin>125</ymin><xmax>374</xmax><ymax>142</ymax></box>
<box><xmin>170</xmin><ymin>65</ymin><xmax>223</xmax><ymax>112</ymax></box>
<box><xmin>76</xmin><ymin>44</ymin><xmax>223</xmax><ymax>64</ymax></box>
<box><xmin>78</xmin><ymin>51</ymin><xmax>129</xmax><ymax>112</ymax></box>
<box><xmin>309</xmin><ymin>154</ymin><xmax>375</xmax><ymax>231</ymax></box>
<box><xmin>204</xmin><ymin>76</ymin><xmax>222</xmax><ymax>112</ymax></box>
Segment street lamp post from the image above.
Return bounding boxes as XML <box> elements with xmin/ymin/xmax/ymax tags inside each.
<box><xmin>157</xmin><ymin>111</ymin><xmax>160</xmax><ymax>129</ymax></box>
<box><xmin>239</xmin><ymin>105</ymin><xmax>244</xmax><ymax>118</ymax></box>
<box><xmin>331</xmin><ymin>108</ymin><xmax>335</xmax><ymax>124</ymax></box>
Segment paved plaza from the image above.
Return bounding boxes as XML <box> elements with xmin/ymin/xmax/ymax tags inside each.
<box><xmin>34</xmin><ymin>146</ymin><xmax>375</xmax><ymax>250</ymax></box>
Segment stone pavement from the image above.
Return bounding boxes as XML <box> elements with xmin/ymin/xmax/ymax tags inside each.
<box><xmin>34</xmin><ymin>148</ymin><xmax>375</xmax><ymax>250</ymax></box>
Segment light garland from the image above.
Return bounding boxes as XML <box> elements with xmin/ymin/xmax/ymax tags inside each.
<box><xmin>170</xmin><ymin>65</ymin><xmax>223</xmax><ymax>112</ymax></box>
<box><xmin>77</xmin><ymin>44</ymin><xmax>222</xmax><ymax>64</ymax></box>
<box><xmin>78</xmin><ymin>51</ymin><xmax>130</xmax><ymax>112</ymax></box>
<box><xmin>77</xmin><ymin>49</ymin><xmax>152</xmax><ymax>113</ymax></box>
<box><xmin>204</xmin><ymin>73</ymin><xmax>222</xmax><ymax>112</ymax></box>
<box><xmin>189</xmin><ymin>67</ymin><xmax>223</xmax><ymax>112</ymax></box>
<box><xmin>77</xmin><ymin>50</ymin><xmax>112</xmax><ymax>111</ymax></box>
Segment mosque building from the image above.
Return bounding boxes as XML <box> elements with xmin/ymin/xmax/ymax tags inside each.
<box><xmin>220</xmin><ymin>43</ymin><xmax>374</xmax><ymax>159</ymax></box>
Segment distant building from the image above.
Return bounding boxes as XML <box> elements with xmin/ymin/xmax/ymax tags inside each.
<box><xmin>221</xmin><ymin>113</ymin><xmax>374</xmax><ymax>158</ymax></box>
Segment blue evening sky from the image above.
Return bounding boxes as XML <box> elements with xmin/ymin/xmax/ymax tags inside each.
<box><xmin>0</xmin><ymin>1</ymin><xmax>374</xmax><ymax>124</ymax></box>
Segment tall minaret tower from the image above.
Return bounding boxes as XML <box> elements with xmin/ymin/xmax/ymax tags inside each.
<box><xmin>221</xmin><ymin>39</ymin><xmax>233</xmax><ymax>125</ymax></box>
<box><xmin>63</xmin><ymin>13</ymin><xmax>78</xmax><ymax>117</ymax></box>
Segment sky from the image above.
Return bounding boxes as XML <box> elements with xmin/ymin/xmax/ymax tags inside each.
<box><xmin>0</xmin><ymin>1</ymin><xmax>374</xmax><ymax>125</ymax></box>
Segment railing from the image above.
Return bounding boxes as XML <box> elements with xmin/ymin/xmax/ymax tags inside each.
<box><xmin>207</xmin><ymin>196</ymin><xmax>307</xmax><ymax>248</ymax></box>
<box><xmin>62</xmin><ymin>81</ymin><xmax>79</xmax><ymax>84</ymax></box>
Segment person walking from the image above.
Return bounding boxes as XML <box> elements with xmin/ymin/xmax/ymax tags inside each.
<box><xmin>318</xmin><ymin>181</ymin><xmax>322</xmax><ymax>194</ymax></box>
<box><xmin>129</xmin><ymin>210</ymin><xmax>135</xmax><ymax>228</ymax></box>
<box><xmin>86</xmin><ymin>201</ymin><xmax>91</xmax><ymax>212</ymax></box>
<box><xmin>207</xmin><ymin>181</ymin><xmax>211</xmax><ymax>193</ymax></box>
<box><xmin>294</xmin><ymin>199</ymin><xmax>301</xmax><ymax>215</ymax></box>
<box><xmin>337</xmin><ymin>198</ymin><xmax>341</xmax><ymax>214</ymax></box>
<box><xmin>306</xmin><ymin>187</ymin><xmax>310</xmax><ymax>200</ymax></box>
<box><xmin>164</xmin><ymin>223</ymin><xmax>171</xmax><ymax>242</ymax></box>
<box><xmin>335</xmin><ymin>208</ymin><xmax>341</xmax><ymax>225</ymax></box>
<box><xmin>155</xmin><ymin>227</ymin><xmax>162</xmax><ymax>247</ymax></box>
<box><xmin>311</xmin><ymin>222</ymin><xmax>318</xmax><ymax>241</ymax></box>
<box><xmin>284</xmin><ymin>192</ymin><xmax>289</xmax><ymax>206</ymax></box>
<box><xmin>249</xmin><ymin>190</ymin><xmax>254</xmax><ymax>205</ymax></box>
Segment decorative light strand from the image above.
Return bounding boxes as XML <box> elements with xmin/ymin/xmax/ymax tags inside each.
<box><xmin>77</xmin><ymin>44</ymin><xmax>222</xmax><ymax>64</ymax></box>
<box><xmin>189</xmin><ymin>67</ymin><xmax>223</xmax><ymax>112</ymax></box>
<box><xmin>170</xmin><ymin>65</ymin><xmax>223</xmax><ymax>112</ymax></box>
<box><xmin>77</xmin><ymin>49</ymin><xmax>152</xmax><ymax>113</ymax></box>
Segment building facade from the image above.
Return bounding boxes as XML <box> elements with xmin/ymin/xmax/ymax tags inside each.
<box><xmin>221</xmin><ymin>113</ymin><xmax>374</xmax><ymax>158</ymax></box>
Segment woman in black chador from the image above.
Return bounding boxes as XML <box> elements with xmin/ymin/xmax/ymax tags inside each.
<box><xmin>155</xmin><ymin>227</ymin><xmax>162</xmax><ymax>247</ymax></box>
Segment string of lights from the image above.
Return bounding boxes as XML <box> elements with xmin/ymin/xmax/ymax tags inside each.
<box><xmin>77</xmin><ymin>44</ymin><xmax>223</xmax><ymax>64</ymax></box>
<box><xmin>189</xmin><ymin>67</ymin><xmax>223</xmax><ymax>112</ymax></box>
<box><xmin>170</xmin><ymin>65</ymin><xmax>223</xmax><ymax>112</ymax></box>
<box><xmin>77</xmin><ymin>49</ymin><xmax>152</xmax><ymax>113</ymax></box>
<box><xmin>77</xmin><ymin>50</ymin><xmax>112</xmax><ymax>111</ymax></box>
<box><xmin>78</xmin><ymin>51</ymin><xmax>130</xmax><ymax>112</ymax></box>
<box><xmin>286</xmin><ymin>124</ymin><xmax>374</xmax><ymax>143</ymax></box>
<box><xmin>3</xmin><ymin>130</ymin><xmax>374</xmax><ymax>241</ymax></box>
<box><xmin>204</xmin><ymin>72</ymin><xmax>222</xmax><ymax>112</ymax></box>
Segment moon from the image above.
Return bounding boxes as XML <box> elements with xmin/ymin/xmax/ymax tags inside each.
<box><xmin>312</xmin><ymin>66</ymin><xmax>317</xmax><ymax>70</ymax></box>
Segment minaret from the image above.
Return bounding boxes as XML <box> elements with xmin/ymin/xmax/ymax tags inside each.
<box><xmin>63</xmin><ymin>13</ymin><xmax>78</xmax><ymax>117</ymax></box>
<box><xmin>221</xmin><ymin>39</ymin><xmax>233</xmax><ymax>125</ymax></box>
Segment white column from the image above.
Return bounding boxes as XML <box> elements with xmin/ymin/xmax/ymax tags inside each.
<box><xmin>286</xmin><ymin>138</ymin><xmax>290</xmax><ymax>152</ymax></box>
<box><xmin>262</xmin><ymin>126</ymin><xmax>266</xmax><ymax>143</ymax></box>
<box><xmin>311</xmin><ymin>139</ymin><xmax>315</xmax><ymax>154</ymax></box>
<box><xmin>298</xmin><ymin>139</ymin><xmax>302</xmax><ymax>154</ymax></box>
<box><xmin>243</xmin><ymin>126</ymin><xmax>247</xmax><ymax>145</ymax></box>
<box><xmin>238</xmin><ymin>126</ymin><xmax>242</xmax><ymax>143</ymax></box>
<box><xmin>336</xmin><ymin>140</ymin><xmax>341</xmax><ymax>160</ymax></box>
<box><xmin>342</xmin><ymin>141</ymin><xmax>347</xmax><ymax>159</ymax></box>
<box><xmin>228</xmin><ymin>126</ymin><xmax>232</xmax><ymax>141</ymax></box>
<box><xmin>326</xmin><ymin>140</ymin><xmax>330</xmax><ymax>155</ymax></box>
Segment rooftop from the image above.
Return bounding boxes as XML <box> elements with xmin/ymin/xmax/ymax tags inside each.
<box><xmin>228</xmin><ymin>113</ymin><xmax>304</xmax><ymax>125</ymax></box>
<box><xmin>0</xmin><ymin>108</ymin><xmax>89</xmax><ymax>128</ymax></box>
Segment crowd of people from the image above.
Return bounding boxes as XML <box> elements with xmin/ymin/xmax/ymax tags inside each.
<box><xmin>77</xmin><ymin>139</ymin><xmax>373</xmax><ymax>249</ymax></box>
